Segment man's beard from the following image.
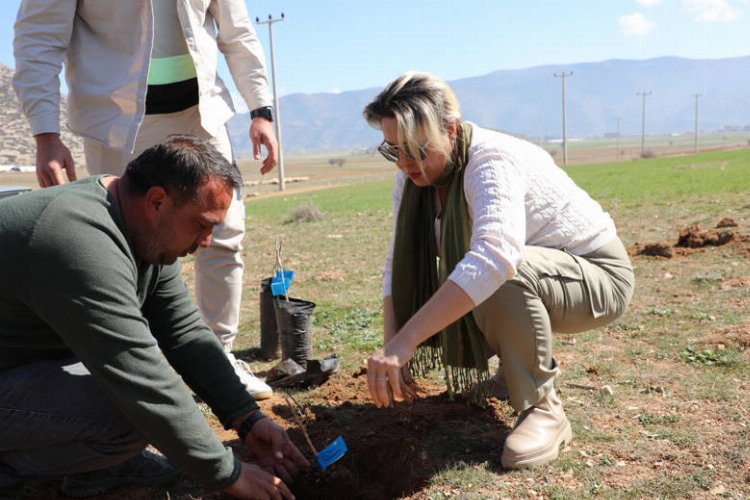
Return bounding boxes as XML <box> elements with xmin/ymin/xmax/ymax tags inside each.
<box><xmin>132</xmin><ymin>224</ymin><xmax>177</xmax><ymax>265</ymax></box>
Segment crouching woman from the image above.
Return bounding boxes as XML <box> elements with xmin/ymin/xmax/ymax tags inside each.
<box><xmin>363</xmin><ymin>72</ymin><xmax>634</xmax><ymax>468</ymax></box>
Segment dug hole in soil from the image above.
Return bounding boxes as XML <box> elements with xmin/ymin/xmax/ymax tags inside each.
<box><xmin>254</xmin><ymin>280</ymin><xmax>514</xmax><ymax>497</ymax></box>
<box><xmin>247</xmin><ymin>374</ymin><xmax>512</xmax><ymax>499</ymax></box>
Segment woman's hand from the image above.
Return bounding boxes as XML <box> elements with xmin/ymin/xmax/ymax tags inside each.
<box><xmin>366</xmin><ymin>336</ymin><xmax>420</xmax><ymax>408</ymax></box>
<box><xmin>244</xmin><ymin>418</ymin><xmax>309</xmax><ymax>485</ymax></box>
<box><xmin>370</xmin><ymin>283</ymin><xmax>475</xmax><ymax>407</ymax></box>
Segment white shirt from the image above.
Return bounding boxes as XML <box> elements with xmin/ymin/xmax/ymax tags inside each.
<box><xmin>383</xmin><ymin>123</ymin><xmax>617</xmax><ymax>306</ymax></box>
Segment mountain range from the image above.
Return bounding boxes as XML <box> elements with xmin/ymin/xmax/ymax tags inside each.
<box><xmin>228</xmin><ymin>55</ymin><xmax>750</xmax><ymax>155</ymax></box>
<box><xmin>2</xmin><ymin>56</ymin><xmax>747</xmax><ymax>164</ymax></box>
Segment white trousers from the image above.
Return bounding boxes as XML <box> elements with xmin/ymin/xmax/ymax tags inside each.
<box><xmin>84</xmin><ymin>106</ymin><xmax>245</xmax><ymax>351</ymax></box>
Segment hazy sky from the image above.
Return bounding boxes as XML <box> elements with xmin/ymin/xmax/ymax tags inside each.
<box><xmin>1</xmin><ymin>0</ymin><xmax>748</xmax><ymax>111</ymax></box>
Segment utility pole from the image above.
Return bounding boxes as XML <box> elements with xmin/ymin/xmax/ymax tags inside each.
<box><xmin>553</xmin><ymin>71</ymin><xmax>573</xmax><ymax>165</ymax></box>
<box><xmin>614</xmin><ymin>116</ymin><xmax>622</xmax><ymax>159</ymax></box>
<box><xmin>693</xmin><ymin>94</ymin><xmax>702</xmax><ymax>154</ymax></box>
<box><xmin>256</xmin><ymin>13</ymin><xmax>285</xmax><ymax>191</ymax></box>
<box><xmin>636</xmin><ymin>91</ymin><xmax>652</xmax><ymax>157</ymax></box>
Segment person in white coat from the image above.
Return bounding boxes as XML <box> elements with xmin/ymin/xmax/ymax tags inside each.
<box><xmin>13</xmin><ymin>0</ymin><xmax>276</xmax><ymax>400</ymax></box>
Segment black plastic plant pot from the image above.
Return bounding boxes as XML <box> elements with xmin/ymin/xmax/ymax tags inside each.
<box><xmin>274</xmin><ymin>297</ymin><xmax>316</xmax><ymax>369</ymax></box>
<box><xmin>259</xmin><ymin>278</ymin><xmax>281</xmax><ymax>360</ymax></box>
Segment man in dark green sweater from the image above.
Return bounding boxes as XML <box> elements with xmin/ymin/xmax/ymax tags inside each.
<box><xmin>0</xmin><ymin>135</ymin><xmax>307</xmax><ymax>498</ymax></box>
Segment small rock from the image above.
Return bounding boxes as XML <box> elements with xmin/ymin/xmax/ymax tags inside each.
<box><xmin>709</xmin><ymin>484</ymin><xmax>726</xmax><ymax>495</ymax></box>
<box><xmin>600</xmin><ymin>385</ymin><xmax>614</xmax><ymax>396</ymax></box>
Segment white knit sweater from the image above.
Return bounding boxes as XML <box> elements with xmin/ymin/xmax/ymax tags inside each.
<box><xmin>383</xmin><ymin>123</ymin><xmax>618</xmax><ymax>306</ymax></box>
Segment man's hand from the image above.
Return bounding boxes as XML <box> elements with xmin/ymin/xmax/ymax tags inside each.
<box><xmin>244</xmin><ymin>417</ymin><xmax>309</xmax><ymax>485</ymax></box>
<box><xmin>34</xmin><ymin>133</ymin><xmax>76</xmax><ymax>187</ymax></box>
<box><xmin>223</xmin><ymin>462</ymin><xmax>294</xmax><ymax>500</ymax></box>
<box><xmin>249</xmin><ymin>117</ymin><xmax>278</xmax><ymax>175</ymax></box>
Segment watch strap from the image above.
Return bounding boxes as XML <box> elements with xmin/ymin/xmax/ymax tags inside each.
<box><xmin>238</xmin><ymin>410</ymin><xmax>268</xmax><ymax>442</ymax></box>
<box><xmin>250</xmin><ymin>106</ymin><xmax>274</xmax><ymax>122</ymax></box>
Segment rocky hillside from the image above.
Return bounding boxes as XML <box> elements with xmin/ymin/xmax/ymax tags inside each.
<box><xmin>0</xmin><ymin>63</ymin><xmax>84</xmax><ymax>167</ymax></box>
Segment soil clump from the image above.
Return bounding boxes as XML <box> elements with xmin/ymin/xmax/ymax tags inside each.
<box><xmin>631</xmin><ymin>218</ymin><xmax>748</xmax><ymax>258</ymax></box>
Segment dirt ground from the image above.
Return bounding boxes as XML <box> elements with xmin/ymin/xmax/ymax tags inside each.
<box><xmin>9</xmin><ymin>212</ymin><xmax>749</xmax><ymax>499</ymax></box>
<box><xmin>240</xmin><ymin>377</ymin><xmax>512</xmax><ymax>499</ymax></box>
<box><xmin>19</xmin><ymin>346</ymin><xmax>748</xmax><ymax>499</ymax></box>
<box><xmin>16</xmin><ymin>376</ymin><xmax>514</xmax><ymax>500</ymax></box>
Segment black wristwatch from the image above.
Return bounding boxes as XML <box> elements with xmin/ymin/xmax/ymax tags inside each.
<box><xmin>237</xmin><ymin>410</ymin><xmax>267</xmax><ymax>442</ymax></box>
<box><xmin>250</xmin><ymin>106</ymin><xmax>274</xmax><ymax>122</ymax></box>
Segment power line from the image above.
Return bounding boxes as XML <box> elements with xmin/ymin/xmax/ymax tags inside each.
<box><xmin>256</xmin><ymin>13</ymin><xmax>286</xmax><ymax>191</ymax></box>
<box><xmin>636</xmin><ymin>91</ymin><xmax>652</xmax><ymax>156</ymax></box>
<box><xmin>614</xmin><ymin>116</ymin><xmax>622</xmax><ymax>159</ymax></box>
<box><xmin>553</xmin><ymin>71</ymin><xmax>573</xmax><ymax>165</ymax></box>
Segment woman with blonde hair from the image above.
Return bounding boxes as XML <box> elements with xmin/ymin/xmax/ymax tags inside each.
<box><xmin>363</xmin><ymin>72</ymin><xmax>634</xmax><ymax>468</ymax></box>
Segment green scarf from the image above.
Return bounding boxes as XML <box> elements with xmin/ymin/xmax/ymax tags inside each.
<box><xmin>391</xmin><ymin>122</ymin><xmax>491</xmax><ymax>404</ymax></box>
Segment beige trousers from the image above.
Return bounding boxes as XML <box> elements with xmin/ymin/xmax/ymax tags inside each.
<box><xmin>472</xmin><ymin>238</ymin><xmax>634</xmax><ymax>412</ymax></box>
<box><xmin>84</xmin><ymin>106</ymin><xmax>245</xmax><ymax>351</ymax></box>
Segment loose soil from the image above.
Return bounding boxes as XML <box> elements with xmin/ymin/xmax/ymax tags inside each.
<box><xmin>266</xmin><ymin>377</ymin><xmax>512</xmax><ymax>499</ymax></box>
<box><xmin>630</xmin><ymin>218</ymin><xmax>750</xmax><ymax>258</ymax></box>
<box><xmin>18</xmin><ymin>377</ymin><xmax>514</xmax><ymax>500</ymax></box>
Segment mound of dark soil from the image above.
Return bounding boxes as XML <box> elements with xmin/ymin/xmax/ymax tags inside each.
<box><xmin>716</xmin><ymin>217</ymin><xmax>738</xmax><ymax>228</ymax></box>
<box><xmin>632</xmin><ymin>242</ymin><xmax>673</xmax><ymax>258</ymax></box>
<box><xmin>632</xmin><ymin>218</ymin><xmax>748</xmax><ymax>258</ymax></box>
<box><xmin>676</xmin><ymin>225</ymin><xmax>735</xmax><ymax>248</ymax></box>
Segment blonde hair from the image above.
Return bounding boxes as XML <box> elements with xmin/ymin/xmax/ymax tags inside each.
<box><xmin>363</xmin><ymin>72</ymin><xmax>462</xmax><ymax>162</ymax></box>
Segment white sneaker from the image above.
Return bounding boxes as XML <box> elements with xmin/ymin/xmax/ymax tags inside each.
<box><xmin>227</xmin><ymin>353</ymin><xmax>273</xmax><ymax>400</ymax></box>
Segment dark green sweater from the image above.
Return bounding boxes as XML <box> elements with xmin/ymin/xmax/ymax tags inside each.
<box><xmin>0</xmin><ymin>176</ymin><xmax>257</xmax><ymax>489</ymax></box>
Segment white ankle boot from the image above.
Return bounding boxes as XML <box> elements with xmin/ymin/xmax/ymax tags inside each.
<box><xmin>501</xmin><ymin>388</ymin><xmax>572</xmax><ymax>468</ymax></box>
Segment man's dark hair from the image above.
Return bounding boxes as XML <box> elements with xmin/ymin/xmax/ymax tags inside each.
<box><xmin>123</xmin><ymin>135</ymin><xmax>242</xmax><ymax>205</ymax></box>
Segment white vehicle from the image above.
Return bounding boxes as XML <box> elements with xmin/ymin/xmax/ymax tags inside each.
<box><xmin>0</xmin><ymin>186</ymin><xmax>32</xmax><ymax>200</ymax></box>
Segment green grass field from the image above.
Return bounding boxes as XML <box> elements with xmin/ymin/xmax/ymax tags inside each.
<box><xmin>234</xmin><ymin>146</ymin><xmax>750</xmax><ymax>498</ymax></box>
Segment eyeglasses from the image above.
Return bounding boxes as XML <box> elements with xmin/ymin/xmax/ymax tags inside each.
<box><xmin>377</xmin><ymin>140</ymin><xmax>428</xmax><ymax>163</ymax></box>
